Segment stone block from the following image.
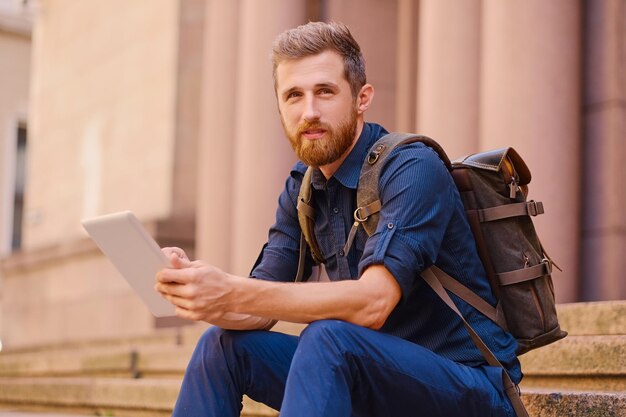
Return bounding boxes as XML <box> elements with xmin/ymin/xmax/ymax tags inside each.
<box><xmin>557</xmin><ymin>301</ymin><xmax>626</xmax><ymax>335</ymax></box>
<box><xmin>522</xmin><ymin>390</ymin><xmax>626</xmax><ymax>417</ymax></box>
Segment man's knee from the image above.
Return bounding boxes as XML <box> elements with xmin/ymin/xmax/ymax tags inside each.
<box><xmin>195</xmin><ymin>327</ymin><xmax>259</xmax><ymax>360</ymax></box>
<box><xmin>301</xmin><ymin>319</ymin><xmax>360</xmax><ymax>341</ymax></box>
<box><xmin>298</xmin><ymin>320</ymin><xmax>362</xmax><ymax>358</ymax></box>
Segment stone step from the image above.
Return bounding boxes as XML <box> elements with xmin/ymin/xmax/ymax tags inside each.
<box><xmin>0</xmin><ymin>411</ymin><xmax>96</xmax><ymax>417</ymax></box>
<box><xmin>520</xmin><ymin>334</ymin><xmax>626</xmax><ymax>392</ymax></box>
<box><xmin>0</xmin><ymin>377</ymin><xmax>277</xmax><ymax>417</ymax></box>
<box><xmin>0</xmin><ymin>323</ymin><xmax>306</xmax><ymax>379</ymax></box>
<box><xmin>521</xmin><ymin>389</ymin><xmax>626</xmax><ymax>417</ymax></box>
<box><xmin>557</xmin><ymin>300</ymin><xmax>626</xmax><ymax>336</ymax></box>
<box><xmin>1</xmin><ymin>376</ymin><xmax>624</xmax><ymax>417</ymax></box>
<box><xmin>0</xmin><ymin>345</ymin><xmax>195</xmax><ymax>378</ymax></box>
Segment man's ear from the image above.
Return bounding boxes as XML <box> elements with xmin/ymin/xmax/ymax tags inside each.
<box><xmin>356</xmin><ymin>84</ymin><xmax>375</xmax><ymax>114</ymax></box>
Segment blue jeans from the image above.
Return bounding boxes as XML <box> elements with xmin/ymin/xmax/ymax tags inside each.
<box><xmin>173</xmin><ymin>320</ymin><xmax>515</xmax><ymax>417</ymax></box>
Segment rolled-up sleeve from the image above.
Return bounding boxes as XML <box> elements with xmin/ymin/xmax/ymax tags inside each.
<box><xmin>358</xmin><ymin>144</ymin><xmax>456</xmax><ymax>300</ymax></box>
<box><xmin>250</xmin><ymin>165</ymin><xmax>312</xmax><ymax>282</ymax></box>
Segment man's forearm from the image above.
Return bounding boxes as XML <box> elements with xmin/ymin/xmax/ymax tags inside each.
<box><xmin>208</xmin><ymin>312</ymin><xmax>276</xmax><ymax>331</ymax></box>
<box><xmin>228</xmin><ymin>266</ymin><xmax>400</xmax><ymax>330</ymax></box>
<box><xmin>156</xmin><ymin>262</ymin><xmax>400</xmax><ymax>329</ymax></box>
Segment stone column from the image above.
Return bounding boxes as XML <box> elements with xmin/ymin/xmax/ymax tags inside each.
<box><xmin>325</xmin><ymin>0</ymin><xmax>399</xmax><ymax>129</ymax></box>
<box><xmin>416</xmin><ymin>0</ymin><xmax>481</xmax><ymax>157</ymax></box>
<box><xmin>229</xmin><ymin>0</ymin><xmax>306</xmax><ymax>276</ymax></box>
<box><xmin>394</xmin><ymin>0</ymin><xmax>419</xmax><ymax>132</ymax></box>
<box><xmin>480</xmin><ymin>0</ymin><xmax>582</xmax><ymax>302</ymax></box>
<box><xmin>195</xmin><ymin>0</ymin><xmax>240</xmax><ymax>269</ymax></box>
<box><xmin>580</xmin><ymin>0</ymin><xmax>626</xmax><ymax>300</ymax></box>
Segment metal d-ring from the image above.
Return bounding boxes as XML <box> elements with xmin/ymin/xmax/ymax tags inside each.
<box><xmin>367</xmin><ymin>144</ymin><xmax>386</xmax><ymax>165</ymax></box>
<box><xmin>354</xmin><ymin>207</ymin><xmax>369</xmax><ymax>222</ymax></box>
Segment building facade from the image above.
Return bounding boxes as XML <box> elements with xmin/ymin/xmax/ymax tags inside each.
<box><xmin>0</xmin><ymin>0</ymin><xmax>624</xmax><ymax>349</ymax></box>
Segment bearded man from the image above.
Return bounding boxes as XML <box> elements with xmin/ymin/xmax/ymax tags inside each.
<box><xmin>156</xmin><ymin>21</ymin><xmax>521</xmax><ymax>417</ymax></box>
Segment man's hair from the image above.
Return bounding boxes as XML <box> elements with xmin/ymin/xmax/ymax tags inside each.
<box><xmin>271</xmin><ymin>21</ymin><xmax>366</xmax><ymax>97</ymax></box>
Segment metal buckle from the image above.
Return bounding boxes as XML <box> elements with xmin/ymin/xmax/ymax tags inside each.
<box><xmin>367</xmin><ymin>144</ymin><xmax>386</xmax><ymax>165</ymax></box>
<box><xmin>528</xmin><ymin>200</ymin><xmax>544</xmax><ymax>216</ymax></box>
<box><xmin>354</xmin><ymin>207</ymin><xmax>369</xmax><ymax>222</ymax></box>
<box><xmin>541</xmin><ymin>258</ymin><xmax>553</xmax><ymax>274</ymax></box>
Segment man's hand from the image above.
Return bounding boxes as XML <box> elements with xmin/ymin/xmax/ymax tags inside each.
<box><xmin>161</xmin><ymin>247</ymin><xmax>190</xmax><ymax>265</ymax></box>
<box><xmin>154</xmin><ymin>248</ymin><xmax>401</xmax><ymax>331</ymax></box>
<box><xmin>155</xmin><ymin>251</ymin><xmax>235</xmax><ymax>322</ymax></box>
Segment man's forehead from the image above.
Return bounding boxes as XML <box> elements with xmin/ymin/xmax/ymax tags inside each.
<box><xmin>275</xmin><ymin>50</ymin><xmax>347</xmax><ymax>91</ymax></box>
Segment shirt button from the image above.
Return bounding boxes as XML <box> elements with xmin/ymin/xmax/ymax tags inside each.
<box><xmin>387</xmin><ymin>223</ymin><xmax>394</xmax><ymax>229</ymax></box>
<box><xmin>339</xmin><ymin>249</ymin><xmax>345</xmax><ymax>257</ymax></box>
<box><xmin>333</xmin><ymin>207</ymin><xmax>339</xmax><ymax>214</ymax></box>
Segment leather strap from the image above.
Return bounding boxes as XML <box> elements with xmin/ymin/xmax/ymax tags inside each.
<box><xmin>497</xmin><ymin>261</ymin><xmax>551</xmax><ymax>286</ymax></box>
<box><xmin>477</xmin><ymin>201</ymin><xmax>544</xmax><ymax>223</ymax></box>
<box><xmin>297</xmin><ymin>167</ymin><xmax>325</xmax><ymax>265</ymax></box>
<box><xmin>421</xmin><ymin>267</ymin><xmax>529</xmax><ymax>417</ymax></box>
<box><xmin>430</xmin><ymin>266</ymin><xmax>499</xmax><ymax>325</ymax></box>
<box><xmin>295</xmin><ymin>234</ymin><xmax>307</xmax><ymax>282</ymax></box>
<box><xmin>296</xmin><ymin>199</ymin><xmax>316</xmax><ymax>220</ymax></box>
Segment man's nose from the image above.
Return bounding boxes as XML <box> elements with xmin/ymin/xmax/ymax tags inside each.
<box><xmin>303</xmin><ymin>96</ymin><xmax>321</xmax><ymax>122</ymax></box>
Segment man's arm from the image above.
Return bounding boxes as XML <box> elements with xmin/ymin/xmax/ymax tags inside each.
<box><xmin>157</xmin><ymin>249</ymin><xmax>276</xmax><ymax>330</ymax></box>
<box><xmin>156</xmin><ymin>259</ymin><xmax>402</xmax><ymax>330</ymax></box>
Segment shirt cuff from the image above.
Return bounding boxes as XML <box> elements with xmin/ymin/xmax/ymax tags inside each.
<box><xmin>358</xmin><ymin>224</ymin><xmax>425</xmax><ymax>301</ymax></box>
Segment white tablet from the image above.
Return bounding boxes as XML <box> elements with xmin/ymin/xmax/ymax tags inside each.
<box><xmin>81</xmin><ymin>211</ymin><xmax>176</xmax><ymax>317</ymax></box>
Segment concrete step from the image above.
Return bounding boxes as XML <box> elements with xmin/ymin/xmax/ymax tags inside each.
<box><xmin>0</xmin><ymin>323</ymin><xmax>306</xmax><ymax>379</ymax></box>
<box><xmin>0</xmin><ymin>377</ymin><xmax>277</xmax><ymax>417</ymax></box>
<box><xmin>557</xmin><ymin>300</ymin><xmax>626</xmax><ymax>336</ymax></box>
<box><xmin>0</xmin><ymin>345</ymin><xmax>195</xmax><ymax>378</ymax></box>
<box><xmin>0</xmin><ymin>411</ymin><xmax>96</xmax><ymax>417</ymax></box>
<box><xmin>521</xmin><ymin>389</ymin><xmax>626</xmax><ymax>417</ymax></box>
<box><xmin>1</xmin><ymin>376</ymin><xmax>624</xmax><ymax>417</ymax></box>
<box><xmin>520</xmin><ymin>335</ymin><xmax>626</xmax><ymax>392</ymax></box>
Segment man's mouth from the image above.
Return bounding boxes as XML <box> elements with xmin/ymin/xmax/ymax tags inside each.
<box><xmin>301</xmin><ymin>128</ymin><xmax>326</xmax><ymax>140</ymax></box>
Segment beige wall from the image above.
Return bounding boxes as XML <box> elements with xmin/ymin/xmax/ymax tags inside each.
<box><xmin>2</xmin><ymin>241</ymin><xmax>154</xmax><ymax>347</ymax></box>
<box><xmin>0</xmin><ymin>28</ymin><xmax>31</xmax><ymax>350</ymax></box>
<box><xmin>25</xmin><ymin>0</ymin><xmax>180</xmax><ymax>250</ymax></box>
<box><xmin>0</xmin><ymin>0</ymin><xmax>197</xmax><ymax>349</ymax></box>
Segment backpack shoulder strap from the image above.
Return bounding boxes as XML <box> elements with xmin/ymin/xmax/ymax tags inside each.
<box><xmin>296</xmin><ymin>167</ymin><xmax>325</xmax><ymax>279</ymax></box>
<box><xmin>356</xmin><ymin>132</ymin><xmax>451</xmax><ymax>236</ymax></box>
<box><xmin>422</xmin><ymin>267</ymin><xmax>529</xmax><ymax>417</ymax></box>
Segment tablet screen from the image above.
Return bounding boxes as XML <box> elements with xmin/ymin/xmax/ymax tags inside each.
<box><xmin>82</xmin><ymin>211</ymin><xmax>176</xmax><ymax>317</ymax></box>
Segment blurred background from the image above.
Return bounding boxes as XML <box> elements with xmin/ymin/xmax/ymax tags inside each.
<box><xmin>0</xmin><ymin>0</ymin><xmax>623</xmax><ymax>353</ymax></box>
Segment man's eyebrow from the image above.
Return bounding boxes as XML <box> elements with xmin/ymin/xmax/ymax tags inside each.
<box><xmin>281</xmin><ymin>86</ymin><xmax>300</xmax><ymax>98</ymax></box>
<box><xmin>315</xmin><ymin>82</ymin><xmax>339</xmax><ymax>90</ymax></box>
<box><xmin>280</xmin><ymin>82</ymin><xmax>341</xmax><ymax>99</ymax></box>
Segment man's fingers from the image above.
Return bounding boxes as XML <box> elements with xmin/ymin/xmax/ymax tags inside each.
<box><xmin>157</xmin><ymin>267</ymin><xmax>193</xmax><ymax>285</ymax></box>
<box><xmin>170</xmin><ymin>253</ymin><xmax>192</xmax><ymax>269</ymax></box>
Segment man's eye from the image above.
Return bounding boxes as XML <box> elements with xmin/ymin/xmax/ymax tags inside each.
<box><xmin>286</xmin><ymin>92</ymin><xmax>301</xmax><ymax>100</ymax></box>
<box><xmin>319</xmin><ymin>89</ymin><xmax>333</xmax><ymax>95</ymax></box>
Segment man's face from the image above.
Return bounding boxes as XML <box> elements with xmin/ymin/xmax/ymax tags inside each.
<box><xmin>275</xmin><ymin>50</ymin><xmax>358</xmax><ymax>168</ymax></box>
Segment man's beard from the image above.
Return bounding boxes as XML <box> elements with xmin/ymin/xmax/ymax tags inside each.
<box><xmin>283</xmin><ymin>110</ymin><xmax>358</xmax><ymax>168</ymax></box>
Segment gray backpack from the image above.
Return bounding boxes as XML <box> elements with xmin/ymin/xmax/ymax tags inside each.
<box><xmin>296</xmin><ymin>132</ymin><xmax>567</xmax><ymax>417</ymax></box>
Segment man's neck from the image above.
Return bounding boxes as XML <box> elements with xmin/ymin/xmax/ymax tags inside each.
<box><xmin>319</xmin><ymin>119</ymin><xmax>365</xmax><ymax>179</ymax></box>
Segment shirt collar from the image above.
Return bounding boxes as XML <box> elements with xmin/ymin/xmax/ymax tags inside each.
<box><xmin>310</xmin><ymin>122</ymin><xmax>388</xmax><ymax>190</ymax></box>
<box><xmin>333</xmin><ymin>122</ymin><xmax>387</xmax><ymax>189</ymax></box>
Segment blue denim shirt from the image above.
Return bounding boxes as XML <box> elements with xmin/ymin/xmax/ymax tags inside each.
<box><xmin>251</xmin><ymin>122</ymin><xmax>522</xmax><ymax>383</ymax></box>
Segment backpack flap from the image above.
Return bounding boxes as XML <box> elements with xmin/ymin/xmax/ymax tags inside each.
<box><xmin>453</xmin><ymin>147</ymin><xmax>531</xmax><ymax>199</ymax></box>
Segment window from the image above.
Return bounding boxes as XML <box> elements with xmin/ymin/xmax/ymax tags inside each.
<box><xmin>11</xmin><ymin>123</ymin><xmax>27</xmax><ymax>251</ymax></box>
